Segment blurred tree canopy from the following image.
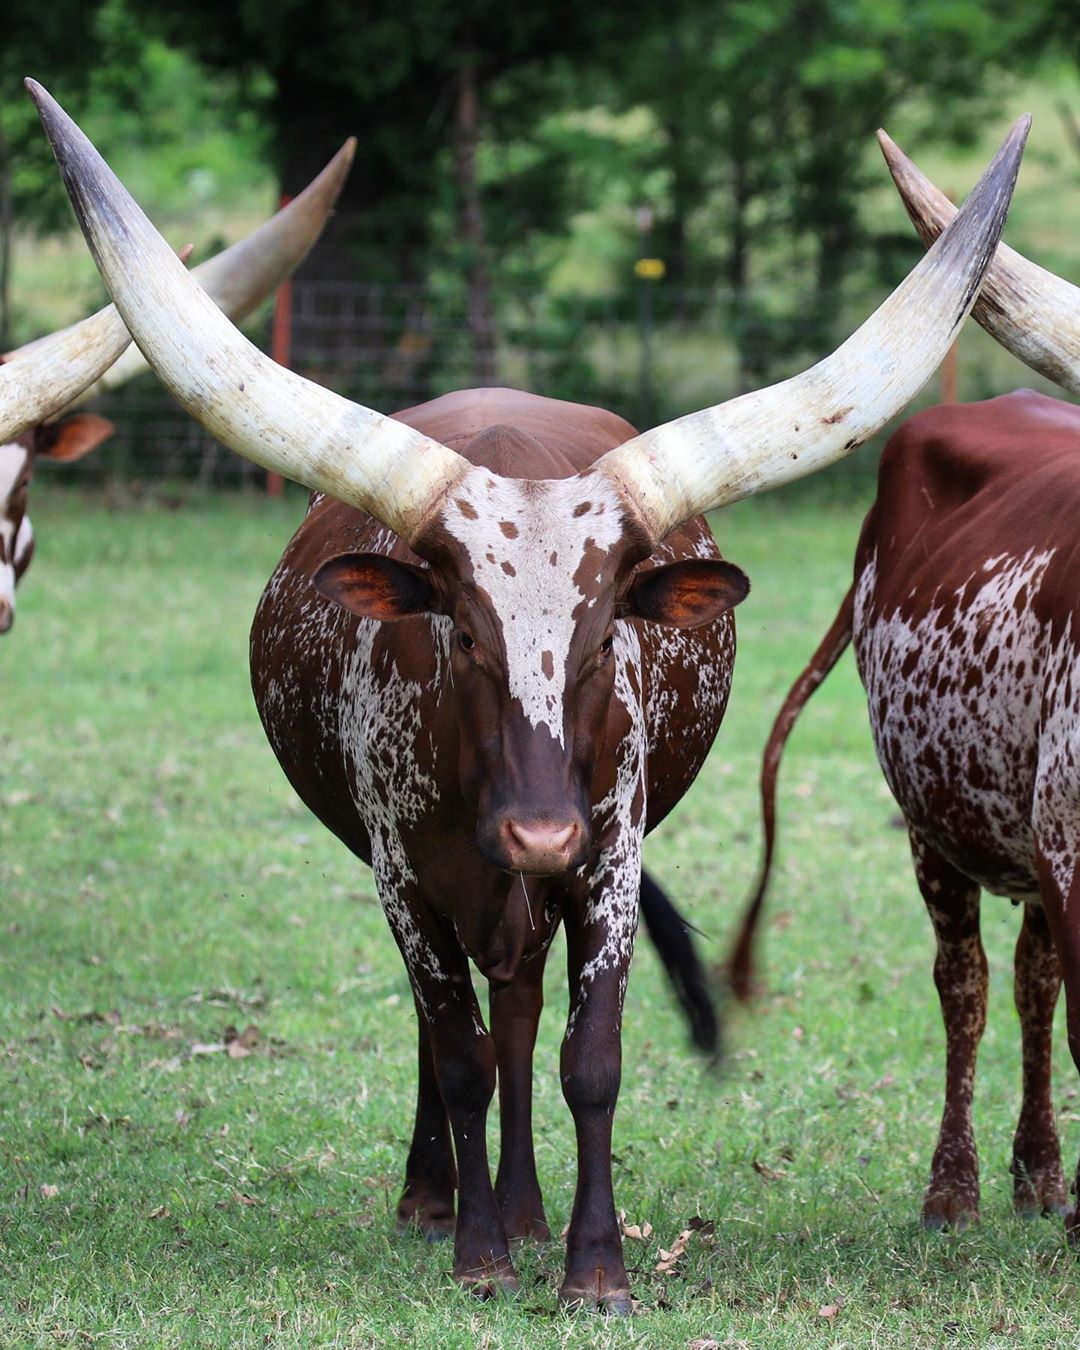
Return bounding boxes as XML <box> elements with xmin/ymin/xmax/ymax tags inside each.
<box><xmin>1</xmin><ymin>0</ymin><xmax>268</xmax><ymax>347</ymax></box>
<box><xmin>6</xmin><ymin>0</ymin><xmax>1079</xmax><ymax>391</ymax></box>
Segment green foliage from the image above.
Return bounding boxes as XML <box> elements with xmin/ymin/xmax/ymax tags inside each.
<box><xmin>3</xmin><ymin>0</ymin><xmax>268</xmax><ymax>233</ymax></box>
<box><xmin>1</xmin><ymin>0</ymin><xmax>272</xmax><ymax>345</ymax></box>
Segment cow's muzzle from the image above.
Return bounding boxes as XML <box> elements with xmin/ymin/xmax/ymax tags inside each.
<box><xmin>489</xmin><ymin>815</ymin><xmax>587</xmax><ymax>876</ymax></box>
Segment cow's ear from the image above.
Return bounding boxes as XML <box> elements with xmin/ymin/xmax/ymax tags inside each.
<box><xmin>314</xmin><ymin>552</ymin><xmax>442</xmax><ymax>621</ymax></box>
<box><xmin>35</xmin><ymin>413</ymin><xmax>115</xmax><ymax>463</ymax></box>
<box><xmin>623</xmin><ymin>558</ymin><xmax>750</xmax><ymax>628</ymax></box>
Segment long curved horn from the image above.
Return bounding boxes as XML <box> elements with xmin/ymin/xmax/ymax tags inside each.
<box><xmin>596</xmin><ymin>117</ymin><xmax>1028</xmax><ymax>544</ymax></box>
<box><xmin>6</xmin><ymin>139</ymin><xmax>356</xmax><ymax>409</ymax></box>
<box><xmin>0</xmin><ymin>305</ymin><xmax>130</xmax><ymax>443</ymax></box>
<box><xmin>28</xmin><ymin>80</ymin><xmax>467</xmax><ymax>543</ymax></box>
<box><xmin>878</xmin><ymin>127</ymin><xmax>1080</xmax><ymax>397</ymax></box>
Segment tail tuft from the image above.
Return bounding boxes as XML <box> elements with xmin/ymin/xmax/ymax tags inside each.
<box><xmin>639</xmin><ymin>869</ymin><xmax>720</xmax><ymax>1057</ymax></box>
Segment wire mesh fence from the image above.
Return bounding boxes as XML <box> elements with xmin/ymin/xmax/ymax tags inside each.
<box><xmin>52</xmin><ymin>276</ymin><xmax>1066</xmax><ymax>491</ymax></box>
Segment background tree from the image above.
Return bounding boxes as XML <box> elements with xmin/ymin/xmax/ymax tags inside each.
<box><xmin>0</xmin><ymin>1</ymin><xmax>111</xmax><ymax>346</ymax></box>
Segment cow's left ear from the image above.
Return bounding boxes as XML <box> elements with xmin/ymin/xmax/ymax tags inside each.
<box><xmin>35</xmin><ymin>413</ymin><xmax>115</xmax><ymax>462</ymax></box>
<box><xmin>314</xmin><ymin>552</ymin><xmax>442</xmax><ymax>621</ymax></box>
<box><xmin>623</xmin><ymin>558</ymin><xmax>750</xmax><ymax>628</ymax></box>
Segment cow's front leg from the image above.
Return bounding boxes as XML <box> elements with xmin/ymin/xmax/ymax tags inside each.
<box><xmin>396</xmin><ymin>999</ymin><xmax>456</xmax><ymax>1239</ymax></box>
<box><xmin>491</xmin><ymin>949</ymin><xmax>551</xmax><ymax>1242</ymax></box>
<box><xmin>391</xmin><ymin>908</ymin><xmax>516</xmax><ymax>1297</ymax></box>
<box><xmin>558</xmin><ymin>884</ymin><xmax>635</xmax><ymax>1314</ymax></box>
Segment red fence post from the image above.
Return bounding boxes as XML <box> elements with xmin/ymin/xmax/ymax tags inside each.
<box><xmin>267</xmin><ymin>193</ymin><xmax>293</xmax><ymax>499</ymax></box>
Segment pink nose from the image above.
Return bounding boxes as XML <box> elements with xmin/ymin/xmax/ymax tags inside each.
<box><xmin>502</xmin><ymin>819</ymin><xmax>580</xmax><ymax>874</ymax></box>
<box><xmin>0</xmin><ymin>601</ymin><xmax>12</xmax><ymax>634</ymax></box>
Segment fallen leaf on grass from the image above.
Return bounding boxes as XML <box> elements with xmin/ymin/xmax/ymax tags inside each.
<box><xmin>148</xmin><ymin>1204</ymin><xmax>170</xmax><ymax>1220</ymax></box>
<box><xmin>619</xmin><ymin>1209</ymin><xmax>653</xmax><ymax>1241</ymax></box>
<box><xmin>215</xmin><ymin>1190</ymin><xmax>262</xmax><ymax>1210</ymax></box>
<box><xmin>752</xmin><ymin>1159</ymin><xmax>787</xmax><ymax>1182</ymax></box>
<box><xmin>189</xmin><ymin>1041</ymin><xmax>227</xmax><ymax>1058</ymax></box>
<box><xmin>655</xmin><ymin>1227</ymin><xmax>693</xmax><ymax>1273</ymax></box>
<box><xmin>185</xmin><ymin>986</ymin><xmax>267</xmax><ymax>1012</ymax></box>
<box><xmin>225</xmin><ymin>1024</ymin><xmax>261</xmax><ymax>1058</ymax></box>
<box><xmin>688</xmin><ymin>1341</ymin><xmax>721</xmax><ymax>1350</ymax></box>
<box><xmin>39</xmin><ymin>1184</ymin><xmax>59</xmax><ymax>1199</ymax></box>
<box><xmin>51</xmin><ymin>1007</ymin><xmax>120</xmax><ymax>1025</ymax></box>
<box><xmin>819</xmin><ymin>1298</ymin><xmax>844</xmax><ymax>1320</ymax></box>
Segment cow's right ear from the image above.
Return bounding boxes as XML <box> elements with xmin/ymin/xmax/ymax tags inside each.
<box><xmin>314</xmin><ymin>553</ymin><xmax>441</xmax><ymax>621</ymax></box>
<box><xmin>34</xmin><ymin>413</ymin><xmax>115</xmax><ymax>462</ymax></box>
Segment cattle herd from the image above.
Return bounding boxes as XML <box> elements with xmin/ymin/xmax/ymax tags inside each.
<box><xmin>3</xmin><ymin>76</ymin><xmax>1079</xmax><ymax>1312</ymax></box>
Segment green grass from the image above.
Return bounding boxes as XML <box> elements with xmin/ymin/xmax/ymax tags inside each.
<box><xmin>2</xmin><ymin>483</ymin><xmax>1079</xmax><ymax>1347</ymax></box>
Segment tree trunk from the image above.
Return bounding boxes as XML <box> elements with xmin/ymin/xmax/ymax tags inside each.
<box><xmin>1058</xmin><ymin>102</ymin><xmax>1080</xmax><ymax>160</ymax></box>
<box><xmin>453</xmin><ymin>59</ymin><xmax>497</xmax><ymax>386</ymax></box>
<box><xmin>271</xmin><ymin>70</ymin><xmax>443</xmax><ymax>405</ymax></box>
<box><xmin>729</xmin><ymin>148</ymin><xmax>766</xmax><ymax>394</ymax></box>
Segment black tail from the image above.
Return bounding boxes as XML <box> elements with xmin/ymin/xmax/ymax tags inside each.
<box><xmin>639</xmin><ymin>869</ymin><xmax>718</xmax><ymax>1055</ymax></box>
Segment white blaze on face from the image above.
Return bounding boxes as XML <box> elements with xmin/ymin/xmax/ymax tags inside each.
<box><xmin>442</xmin><ymin>469</ymin><xmax>627</xmax><ymax>745</ymax></box>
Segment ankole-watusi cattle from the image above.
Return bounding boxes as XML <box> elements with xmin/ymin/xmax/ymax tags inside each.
<box><xmin>730</xmin><ymin>137</ymin><xmax>1080</xmax><ymax>1235</ymax></box>
<box><xmin>0</xmin><ymin>140</ymin><xmax>355</xmax><ymax>634</ymax></box>
<box><xmin>31</xmin><ymin>80</ymin><xmax>1025</xmax><ymax>1308</ymax></box>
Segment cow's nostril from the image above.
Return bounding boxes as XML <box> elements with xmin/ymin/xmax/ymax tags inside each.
<box><xmin>0</xmin><ymin>601</ymin><xmax>13</xmax><ymax>635</ymax></box>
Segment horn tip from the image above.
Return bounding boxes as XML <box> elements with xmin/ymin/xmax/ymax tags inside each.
<box><xmin>25</xmin><ymin>78</ymin><xmax>69</xmax><ymax>145</ymax></box>
<box><xmin>876</xmin><ymin>127</ymin><xmax>902</xmax><ymax>164</ymax></box>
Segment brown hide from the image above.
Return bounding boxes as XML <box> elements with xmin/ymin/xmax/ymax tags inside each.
<box><xmin>250</xmin><ymin>387</ymin><xmax>739</xmax><ymax>1305</ymax></box>
<box><xmin>746</xmin><ymin>389</ymin><xmax>1080</xmax><ymax>1236</ymax></box>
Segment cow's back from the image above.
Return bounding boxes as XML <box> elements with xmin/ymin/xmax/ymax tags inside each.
<box><xmin>854</xmin><ymin>390</ymin><xmax>1080</xmax><ymax>898</ymax></box>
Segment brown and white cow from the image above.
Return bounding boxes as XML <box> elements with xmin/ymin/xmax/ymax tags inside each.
<box><xmin>31</xmin><ymin>82</ymin><xmax>1025</xmax><ymax>1309</ymax></box>
<box><xmin>0</xmin><ymin>138</ymin><xmax>356</xmax><ymax>633</ymax></box>
<box><xmin>731</xmin><ymin>139</ymin><xmax>1080</xmax><ymax>1236</ymax></box>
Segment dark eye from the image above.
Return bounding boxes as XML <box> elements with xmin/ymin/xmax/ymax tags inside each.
<box><xmin>600</xmin><ymin>634</ymin><xmax>614</xmax><ymax>657</ymax></box>
<box><xmin>457</xmin><ymin>631</ymin><xmax>475</xmax><ymax>652</ymax></box>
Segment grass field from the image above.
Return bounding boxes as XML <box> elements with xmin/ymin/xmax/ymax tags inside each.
<box><xmin>3</xmin><ymin>483</ymin><xmax>1080</xmax><ymax>1348</ymax></box>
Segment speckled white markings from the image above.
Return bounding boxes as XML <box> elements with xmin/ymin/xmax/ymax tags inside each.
<box><xmin>339</xmin><ymin>611</ymin><xmax>451</xmax><ymax>999</ymax></box>
<box><xmin>568</xmin><ymin>623</ymin><xmax>647</xmax><ymax>1030</ymax></box>
<box><xmin>855</xmin><ymin>546</ymin><xmax>1080</xmax><ymax>902</ymax></box>
<box><xmin>443</xmin><ymin>468</ymin><xmax>625</xmax><ymax>746</ymax></box>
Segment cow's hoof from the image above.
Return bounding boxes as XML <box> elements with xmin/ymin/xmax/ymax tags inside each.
<box><xmin>1014</xmin><ymin>1184</ymin><xmax>1069</xmax><ymax>1220</ymax></box>
<box><xmin>921</xmin><ymin>1191</ymin><xmax>978</xmax><ymax>1231</ymax></box>
<box><xmin>1012</xmin><ymin>1162</ymin><xmax>1068</xmax><ymax>1219</ymax></box>
<box><xmin>456</xmin><ymin>1269</ymin><xmax>520</xmax><ymax>1301</ymax></box>
<box><xmin>505</xmin><ymin>1214</ymin><xmax>552</xmax><ymax>1245</ymax></box>
<box><xmin>396</xmin><ymin>1210</ymin><xmax>455</xmax><ymax>1242</ymax></box>
<box><xmin>558</xmin><ymin>1284</ymin><xmax>633</xmax><ymax>1316</ymax></box>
